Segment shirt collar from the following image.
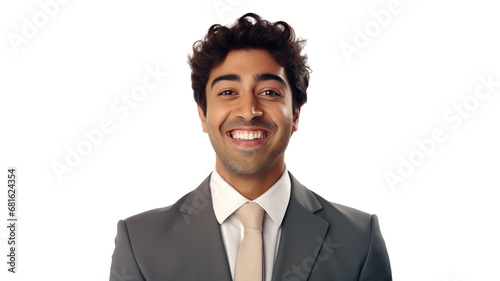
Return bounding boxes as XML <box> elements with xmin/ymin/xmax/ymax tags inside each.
<box><xmin>210</xmin><ymin>168</ymin><xmax>291</xmax><ymax>227</ymax></box>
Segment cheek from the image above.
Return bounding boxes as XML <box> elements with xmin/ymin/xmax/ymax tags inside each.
<box><xmin>268</xmin><ymin>104</ymin><xmax>294</xmax><ymax>129</ymax></box>
<box><xmin>206</xmin><ymin>103</ymin><xmax>232</xmax><ymax>131</ymax></box>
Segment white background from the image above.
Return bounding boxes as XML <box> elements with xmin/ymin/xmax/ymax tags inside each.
<box><xmin>1</xmin><ymin>0</ymin><xmax>499</xmax><ymax>280</ymax></box>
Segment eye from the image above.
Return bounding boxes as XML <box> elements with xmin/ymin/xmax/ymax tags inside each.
<box><xmin>218</xmin><ymin>90</ymin><xmax>235</xmax><ymax>96</ymax></box>
<box><xmin>261</xmin><ymin>90</ymin><xmax>281</xmax><ymax>96</ymax></box>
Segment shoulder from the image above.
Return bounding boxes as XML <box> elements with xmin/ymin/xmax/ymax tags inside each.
<box><xmin>313</xmin><ymin>190</ymin><xmax>372</xmax><ymax>221</ymax></box>
<box><xmin>289</xmin><ymin>172</ymin><xmax>375</xmax><ymax>236</ymax></box>
<box><xmin>121</xmin><ymin>174</ymin><xmax>212</xmax><ymax>236</ymax></box>
<box><xmin>303</xmin><ymin>187</ymin><xmax>385</xmax><ymax>264</ymax></box>
<box><xmin>288</xmin><ymin>175</ymin><xmax>392</xmax><ymax>279</ymax></box>
<box><xmin>121</xmin><ymin>192</ymin><xmax>190</xmax><ymax>237</ymax></box>
<box><xmin>312</xmin><ymin>191</ymin><xmax>374</xmax><ymax>232</ymax></box>
<box><xmin>289</xmin><ymin>172</ymin><xmax>373</xmax><ymax>227</ymax></box>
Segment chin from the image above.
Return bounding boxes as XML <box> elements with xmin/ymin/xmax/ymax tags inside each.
<box><xmin>225</xmin><ymin>160</ymin><xmax>269</xmax><ymax>176</ymax></box>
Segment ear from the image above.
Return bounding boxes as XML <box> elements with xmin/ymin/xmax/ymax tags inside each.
<box><xmin>292</xmin><ymin>107</ymin><xmax>301</xmax><ymax>132</ymax></box>
<box><xmin>197</xmin><ymin>105</ymin><xmax>207</xmax><ymax>133</ymax></box>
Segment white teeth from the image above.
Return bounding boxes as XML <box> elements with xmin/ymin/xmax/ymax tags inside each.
<box><xmin>231</xmin><ymin>131</ymin><xmax>266</xmax><ymax>140</ymax></box>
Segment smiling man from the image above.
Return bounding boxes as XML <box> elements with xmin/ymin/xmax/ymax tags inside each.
<box><xmin>110</xmin><ymin>13</ymin><xmax>392</xmax><ymax>281</ymax></box>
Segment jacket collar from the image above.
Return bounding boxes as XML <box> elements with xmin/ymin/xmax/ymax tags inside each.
<box><xmin>271</xmin><ymin>172</ymin><xmax>329</xmax><ymax>281</ymax></box>
<box><xmin>172</xmin><ymin>172</ymin><xmax>329</xmax><ymax>281</ymax></box>
<box><xmin>173</xmin><ymin>174</ymin><xmax>232</xmax><ymax>281</ymax></box>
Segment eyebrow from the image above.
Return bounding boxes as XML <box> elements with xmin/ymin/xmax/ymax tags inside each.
<box><xmin>210</xmin><ymin>73</ymin><xmax>287</xmax><ymax>89</ymax></box>
<box><xmin>211</xmin><ymin>74</ymin><xmax>240</xmax><ymax>89</ymax></box>
<box><xmin>254</xmin><ymin>73</ymin><xmax>287</xmax><ymax>88</ymax></box>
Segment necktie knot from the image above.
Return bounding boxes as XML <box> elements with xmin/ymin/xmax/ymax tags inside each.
<box><xmin>235</xmin><ymin>203</ymin><xmax>265</xmax><ymax>232</ymax></box>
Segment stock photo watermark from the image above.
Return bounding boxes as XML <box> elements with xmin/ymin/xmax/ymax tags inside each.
<box><xmin>110</xmin><ymin>267</ymin><xmax>136</xmax><ymax>281</ymax></box>
<box><xmin>213</xmin><ymin>0</ymin><xmax>244</xmax><ymax>21</ymax></box>
<box><xmin>6</xmin><ymin>168</ymin><xmax>18</xmax><ymax>274</ymax></box>
<box><xmin>51</xmin><ymin>64</ymin><xmax>169</xmax><ymax>182</ymax></box>
<box><xmin>281</xmin><ymin>236</ymin><xmax>340</xmax><ymax>281</ymax></box>
<box><xmin>340</xmin><ymin>0</ymin><xmax>414</xmax><ymax>63</ymax></box>
<box><xmin>7</xmin><ymin>0</ymin><xmax>70</xmax><ymax>54</ymax></box>
<box><xmin>178</xmin><ymin>180</ymin><xmax>226</xmax><ymax>225</ymax></box>
<box><xmin>179</xmin><ymin>187</ymin><xmax>212</xmax><ymax>225</ymax></box>
<box><xmin>385</xmin><ymin>74</ymin><xmax>499</xmax><ymax>191</ymax></box>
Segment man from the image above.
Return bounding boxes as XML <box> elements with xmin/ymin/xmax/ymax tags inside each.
<box><xmin>110</xmin><ymin>13</ymin><xmax>392</xmax><ymax>281</ymax></box>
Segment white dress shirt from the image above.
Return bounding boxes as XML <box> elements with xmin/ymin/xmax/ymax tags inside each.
<box><xmin>210</xmin><ymin>168</ymin><xmax>291</xmax><ymax>281</ymax></box>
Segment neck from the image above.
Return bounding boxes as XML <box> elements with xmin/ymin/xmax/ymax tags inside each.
<box><xmin>216</xmin><ymin>159</ymin><xmax>285</xmax><ymax>200</ymax></box>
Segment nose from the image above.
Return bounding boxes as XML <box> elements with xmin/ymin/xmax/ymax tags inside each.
<box><xmin>234</xmin><ymin>92</ymin><xmax>263</xmax><ymax>121</ymax></box>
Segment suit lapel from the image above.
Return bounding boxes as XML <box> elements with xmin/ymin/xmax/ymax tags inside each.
<box><xmin>173</xmin><ymin>175</ymin><xmax>232</xmax><ymax>281</ymax></box>
<box><xmin>271</xmin><ymin>173</ymin><xmax>330</xmax><ymax>281</ymax></box>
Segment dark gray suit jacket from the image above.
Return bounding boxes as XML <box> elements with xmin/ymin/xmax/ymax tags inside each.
<box><xmin>110</xmin><ymin>172</ymin><xmax>392</xmax><ymax>281</ymax></box>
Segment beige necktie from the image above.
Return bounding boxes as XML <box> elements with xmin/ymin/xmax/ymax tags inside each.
<box><xmin>234</xmin><ymin>203</ymin><xmax>265</xmax><ymax>281</ymax></box>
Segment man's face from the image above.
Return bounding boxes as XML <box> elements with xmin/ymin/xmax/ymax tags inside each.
<box><xmin>198</xmin><ymin>49</ymin><xmax>300</xmax><ymax>177</ymax></box>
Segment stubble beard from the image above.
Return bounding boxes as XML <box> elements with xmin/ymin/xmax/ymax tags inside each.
<box><xmin>209</xmin><ymin>117</ymin><xmax>291</xmax><ymax>177</ymax></box>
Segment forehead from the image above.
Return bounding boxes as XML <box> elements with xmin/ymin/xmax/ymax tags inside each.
<box><xmin>208</xmin><ymin>49</ymin><xmax>287</xmax><ymax>82</ymax></box>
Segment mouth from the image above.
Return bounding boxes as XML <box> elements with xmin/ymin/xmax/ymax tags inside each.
<box><xmin>226</xmin><ymin>129</ymin><xmax>270</xmax><ymax>141</ymax></box>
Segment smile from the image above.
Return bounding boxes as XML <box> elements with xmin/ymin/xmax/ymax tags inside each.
<box><xmin>228</xmin><ymin>129</ymin><xmax>269</xmax><ymax>141</ymax></box>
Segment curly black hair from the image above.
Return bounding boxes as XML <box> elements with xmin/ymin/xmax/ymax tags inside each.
<box><xmin>188</xmin><ymin>13</ymin><xmax>310</xmax><ymax>116</ymax></box>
